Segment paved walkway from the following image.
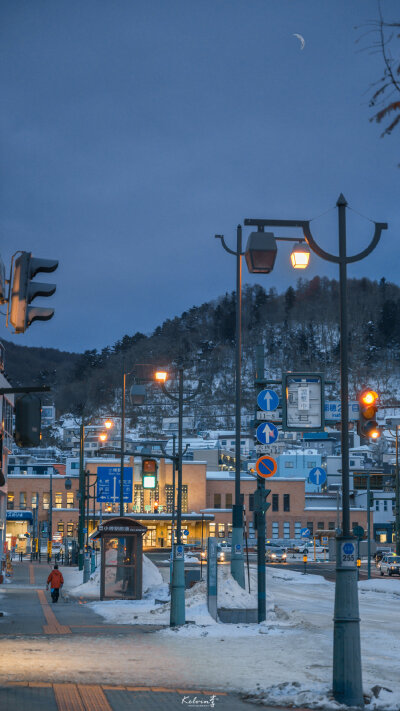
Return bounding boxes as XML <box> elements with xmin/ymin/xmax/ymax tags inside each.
<box><xmin>0</xmin><ymin>561</ymin><xmax>310</xmax><ymax>710</ymax></box>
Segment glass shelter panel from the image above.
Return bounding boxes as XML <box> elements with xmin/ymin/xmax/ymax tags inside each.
<box><xmin>103</xmin><ymin>537</ymin><xmax>137</xmax><ymax>599</ymax></box>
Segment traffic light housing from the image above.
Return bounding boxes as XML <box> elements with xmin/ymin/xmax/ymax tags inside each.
<box><xmin>253</xmin><ymin>487</ymin><xmax>271</xmax><ymax>530</ymax></box>
<box><xmin>142</xmin><ymin>458</ymin><xmax>157</xmax><ymax>489</ymax></box>
<box><xmin>14</xmin><ymin>394</ymin><xmax>41</xmax><ymax>447</ymax></box>
<box><xmin>153</xmin><ymin>500</ymin><xmax>159</xmax><ymax>514</ymax></box>
<box><xmin>9</xmin><ymin>252</ymin><xmax>58</xmax><ymax>333</ymax></box>
<box><xmin>357</xmin><ymin>390</ymin><xmax>381</xmax><ymax>440</ymax></box>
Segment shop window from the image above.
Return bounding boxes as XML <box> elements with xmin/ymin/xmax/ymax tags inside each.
<box><xmin>55</xmin><ymin>493</ymin><xmax>63</xmax><ymax>509</ymax></box>
<box><xmin>225</xmin><ymin>493</ymin><xmax>232</xmax><ymax>508</ymax></box>
<box><xmin>283</xmin><ymin>494</ymin><xmax>290</xmax><ymax>512</ymax></box>
<box><xmin>214</xmin><ymin>493</ymin><xmax>221</xmax><ymax>509</ymax></box>
<box><xmin>66</xmin><ymin>492</ymin><xmax>74</xmax><ymax>508</ymax></box>
<box><xmin>19</xmin><ymin>492</ymin><xmax>27</xmax><ymax>510</ymax></box>
<box><xmin>272</xmin><ymin>494</ymin><xmax>279</xmax><ymax>512</ymax></box>
<box><xmin>7</xmin><ymin>492</ymin><xmax>14</xmax><ymax>510</ymax></box>
<box><xmin>43</xmin><ymin>493</ymin><xmax>50</xmax><ymax>510</ymax></box>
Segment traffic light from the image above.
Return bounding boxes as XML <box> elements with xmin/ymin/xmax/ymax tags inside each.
<box><xmin>14</xmin><ymin>394</ymin><xmax>41</xmax><ymax>447</ymax></box>
<box><xmin>9</xmin><ymin>252</ymin><xmax>58</xmax><ymax>333</ymax></box>
<box><xmin>253</xmin><ymin>487</ymin><xmax>271</xmax><ymax>530</ymax></box>
<box><xmin>153</xmin><ymin>500</ymin><xmax>159</xmax><ymax>514</ymax></box>
<box><xmin>357</xmin><ymin>390</ymin><xmax>381</xmax><ymax>440</ymax></box>
<box><xmin>142</xmin><ymin>458</ymin><xmax>157</xmax><ymax>489</ymax></box>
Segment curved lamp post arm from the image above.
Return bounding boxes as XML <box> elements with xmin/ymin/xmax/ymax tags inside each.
<box><xmin>160</xmin><ymin>380</ymin><xmax>202</xmax><ymax>403</ymax></box>
<box><xmin>215</xmin><ymin>233</ymin><xmax>245</xmax><ymax>257</ymax></box>
<box><xmin>303</xmin><ymin>220</ymin><xmax>388</xmax><ymax>265</ymax></box>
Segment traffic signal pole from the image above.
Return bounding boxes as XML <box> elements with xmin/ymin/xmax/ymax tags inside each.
<box><xmin>78</xmin><ymin>420</ymin><xmax>85</xmax><ymax>571</ymax></box>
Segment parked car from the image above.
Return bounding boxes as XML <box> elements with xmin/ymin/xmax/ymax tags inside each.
<box><xmin>374</xmin><ymin>548</ymin><xmax>392</xmax><ymax>564</ymax></box>
<box><xmin>266</xmin><ymin>547</ymin><xmax>287</xmax><ymax>563</ymax></box>
<box><xmin>379</xmin><ymin>555</ymin><xmax>400</xmax><ymax>576</ymax></box>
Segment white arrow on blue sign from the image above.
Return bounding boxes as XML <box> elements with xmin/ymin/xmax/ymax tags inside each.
<box><xmin>300</xmin><ymin>527</ymin><xmax>310</xmax><ymax>538</ymax></box>
<box><xmin>256</xmin><ymin>422</ymin><xmax>279</xmax><ymax>445</ymax></box>
<box><xmin>183</xmin><ymin>529</ymin><xmax>189</xmax><ymax>536</ymax></box>
<box><xmin>309</xmin><ymin>467</ymin><xmax>327</xmax><ymax>486</ymax></box>
<box><xmin>257</xmin><ymin>389</ymin><xmax>279</xmax><ymax>412</ymax></box>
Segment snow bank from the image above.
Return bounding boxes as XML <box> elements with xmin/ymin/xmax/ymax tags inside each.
<box><xmin>62</xmin><ymin>554</ymin><xmax>163</xmax><ymax>599</ymax></box>
<box><xmin>359</xmin><ymin>578</ymin><xmax>400</xmax><ymax>597</ymax></box>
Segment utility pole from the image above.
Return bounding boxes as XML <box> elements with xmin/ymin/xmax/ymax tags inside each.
<box><xmin>78</xmin><ymin>417</ymin><xmax>85</xmax><ymax>571</ymax></box>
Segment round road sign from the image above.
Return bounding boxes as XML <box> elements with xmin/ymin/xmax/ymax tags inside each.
<box><xmin>255</xmin><ymin>455</ymin><xmax>277</xmax><ymax>479</ymax></box>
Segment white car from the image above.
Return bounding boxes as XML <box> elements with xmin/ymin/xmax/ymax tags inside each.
<box><xmin>379</xmin><ymin>555</ymin><xmax>400</xmax><ymax>576</ymax></box>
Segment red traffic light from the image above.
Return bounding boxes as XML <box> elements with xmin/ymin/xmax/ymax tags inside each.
<box><xmin>358</xmin><ymin>389</ymin><xmax>381</xmax><ymax>440</ymax></box>
<box><xmin>142</xmin><ymin>458</ymin><xmax>157</xmax><ymax>474</ymax></box>
<box><xmin>153</xmin><ymin>500</ymin><xmax>159</xmax><ymax>513</ymax></box>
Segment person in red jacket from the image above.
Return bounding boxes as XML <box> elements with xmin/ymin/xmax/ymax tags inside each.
<box><xmin>46</xmin><ymin>563</ymin><xmax>64</xmax><ymax>603</ymax></box>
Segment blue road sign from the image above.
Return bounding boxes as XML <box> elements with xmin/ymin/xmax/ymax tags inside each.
<box><xmin>96</xmin><ymin>466</ymin><xmax>133</xmax><ymax>503</ymax></box>
<box><xmin>343</xmin><ymin>542</ymin><xmax>355</xmax><ymax>555</ymax></box>
<box><xmin>176</xmin><ymin>544</ymin><xmax>184</xmax><ymax>559</ymax></box>
<box><xmin>256</xmin><ymin>422</ymin><xmax>279</xmax><ymax>445</ymax></box>
<box><xmin>183</xmin><ymin>529</ymin><xmax>189</xmax><ymax>536</ymax></box>
<box><xmin>309</xmin><ymin>466</ymin><xmax>327</xmax><ymax>486</ymax></box>
<box><xmin>300</xmin><ymin>527</ymin><xmax>311</xmax><ymax>538</ymax></box>
<box><xmin>83</xmin><ymin>528</ymin><xmax>87</xmax><ymax>534</ymax></box>
<box><xmin>255</xmin><ymin>455</ymin><xmax>277</xmax><ymax>479</ymax></box>
<box><xmin>257</xmin><ymin>389</ymin><xmax>279</xmax><ymax>412</ymax></box>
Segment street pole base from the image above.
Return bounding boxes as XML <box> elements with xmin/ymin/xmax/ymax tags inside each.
<box><xmin>170</xmin><ymin>553</ymin><xmax>185</xmax><ymax>627</ymax></box>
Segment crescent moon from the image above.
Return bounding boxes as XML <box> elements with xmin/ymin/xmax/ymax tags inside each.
<box><xmin>293</xmin><ymin>33</ymin><xmax>305</xmax><ymax>50</ymax></box>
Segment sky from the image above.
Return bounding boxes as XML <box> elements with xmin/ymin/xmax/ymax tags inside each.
<box><xmin>1</xmin><ymin>0</ymin><xmax>399</xmax><ymax>353</ymax></box>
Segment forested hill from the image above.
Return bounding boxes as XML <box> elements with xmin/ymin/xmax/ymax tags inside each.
<box><xmin>2</xmin><ymin>275</ymin><xmax>400</xmax><ymax>428</ymax></box>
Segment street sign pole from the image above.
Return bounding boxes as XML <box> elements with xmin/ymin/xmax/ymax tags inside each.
<box><xmin>256</xmin><ymin>475</ymin><xmax>266</xmax><ymax>623</ymax></box>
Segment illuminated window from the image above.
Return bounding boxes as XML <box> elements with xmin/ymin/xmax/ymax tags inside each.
<box><xmin>67</xmin><ymin>523</ymin><xmax>74</xmax><ymax>537</ymax></box>
<box><xmin>66</xmin><ymin>492</ymin><xmax>74</xmax><ymax>508</ymax></box>
<box><xmin>55</xmin><ymin>493</ymin><xmax>63</xmax><ymax>509</ymax></box>
<box><xmin>182</xmin><ymin>485</ymin><xmax>188</xmax><ymax>513</ymax></box>
<box><xmin>43</xmin><ymin>493</ymin><xmax>50</xmax><ymax>510</ymax></box>
<box><xmin>134</xmin><ymin>484</ymin><xmax>144</xmax><ymax>513</ymax></box>
<box><xmin>32</xmin><ymin>493</ymin><xmax>38</xmax><ymax>509</ymax></box>
<box><xmin>209</xmin><ymin>523</ymin><xmax>216</xmax><ymax>537</ymax></box>
<box><xmin>57</xmin><ymin>523</ymin><xmax>64</xmax><ymax>534</ymax></box>
<box><xmin>165</xmin><ymin>485</ymin><xmax>174</xmax><ymax>514</ymax></box>
<box><xmin>218</xmin><ymin>524</ymin><xmax>225</xmax><ymax>538</ymax></box>
<box><xmin>7</xmin><ymin>492</ymin><xmax>14</xmax><ymax>510</ymax></box>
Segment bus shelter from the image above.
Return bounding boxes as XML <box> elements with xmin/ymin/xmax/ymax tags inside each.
<box><xmin>91</xmin><ymin>517</ymin><xmax>147</xmax><ymax>600</ymax></box>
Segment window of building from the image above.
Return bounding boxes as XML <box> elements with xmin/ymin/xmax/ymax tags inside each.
<box><xmin>71</xmin><ymin>462</ymin><xmax>79</xmax><ymax>469</ymax></box>
<box><xmin>283</xmin><ymin>494</ymin><xmax>290</xmax><ymax>512</ymax></box>
<box><xmin>272</xmin><ymin>522</ymin><xmax>279</xmax><ymax>539</ymax></box>
<box><xmin>294</xmin><ymin>522</ymin><xmax>302</xmax><ymax>538</ymax></box>
<box><xmin>221</xmin><ymin>440</ymin><xmax>227</xmax><ymax>446</ymax></box>
<box><xmin>57</xmin><ymin>523</ymin><xmax>64</xmax><ymax>534</ymax></box>
<box><xmin>384</xmin><ymin>500</ymin><xmax>388</xmax><ymax>511</ymax></box>
<box><xmin>225</xmin><ymin>493</ymin><xmax>232</xmax><ymax>508</ymax></box>
<box><xmin>67</xmin><ymin>523</ymin><xmax>74</xmax><ymax>537</ymax></box>
<box><xmin>55</xmin><ymin>493</ymin><xmax>63</xmax><ymax>509</ymax></box>
<box><xmin>375</xmin><ymin>500</ymin><xmax>380</xmax><ymax>511</ymax></box>
<box><xmin>19</xmin><ymin>492</ymin><xmax>27</xmax><ymax>510</ymax></box>
<box><xmin>317</xmin><ymin>521</ymin><xmax>324</xmax><ymax>530</ymax></box>
<box><xmin>43</xmin><ymin>493</ymin><xmax>50</xmax><ymax>510</ymax></box>
<box><xmin>328</xmin><ymin>521</ymin><xmax>335</xmax><ymax>530</ymax></box>
<box><xmin>249</xmin><ymin>493</ymin><xmax>254</xmax><ymax>512</ymax></box>
<box><xmin>283</xmin><ymin>522</ymin><xmax>290</xmax><ymax>539</ymax></box>
<box><xmin>350</xmin><ymin>459</ymin><xmax>355</xmax><ymax>466</ymax></box>
<box><xmin>307</xmin><ymin>522</ymin><xmax>314</xmax><ymax>535</ymax></box>
<box><xmin>209</xmin><ymin>523</ymin><xmax>216</xmax><ymax>536</ymax></box>
<box><xmin>272</xmin><ymin>494</ymin><xmax>279</xmax><ymax>512</ymax></box>
<box><xmin>392</xmin><ymin>499</ymin><xmax>395</xmax><ymax>508</ymax></box>
<box><xmin>227</xmin><ymin>523</ymin><xmax>232</xmax><ymax>538</ymax></box>
<box><xmin>66</xmin><ymin>492</ymin><xmax>74</xmax><ymax>508</ymax></box>
<box><xmin>32</xmin><ymin>493</ymin><xmax>38</xmax><ymax>509</ymax></box>
<box><xmin>218</xmin><ymin>524</ymin><xmax>225</xmax><ymax>538</ymax></box>
<box><xmin>308</xmin><ymin>461</ymin><xmax>316</xmax><ymax>468</ymax></box>
<box><xmin>7</xmin><ymin>493</ymin><xmax>14</xmax><ymax>510</ymax></box>
<box><xmin>134</xmin><ymin>484</ymin><xmax>144</xmax><ymax>513</ymax></box>
<box><xmin>182</xmin><ymin>485</ymin><xmax>188</xmax><ymax>513</ymax></box>
<box><xmin>213</xmin><ymin>493</ymin><xmax>221</xmax><ymax>509</ymax></box>
<box><xmin>284</xmin><ymin>461</ymin><xmax>294</xmax><ymax>468</ymax></box>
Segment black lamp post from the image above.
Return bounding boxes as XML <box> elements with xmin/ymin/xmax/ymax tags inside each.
<box><xmin>243</xmin><ymin>195</ymin><xmax>387</xmax><ymax>709</ymax></box>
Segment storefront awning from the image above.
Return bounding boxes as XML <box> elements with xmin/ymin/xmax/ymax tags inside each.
<box><xmin>6</xmin><ymin>510</ymin><xmax>33</xmax><ymax>523</ymax></box>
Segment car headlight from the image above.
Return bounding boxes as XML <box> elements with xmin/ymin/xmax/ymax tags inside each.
<box><xmin>220</xmin><ymin>553</ymin><xmax>224</xmax><ymax>560</ymax></box>
<box><xmin>271</xmin><ymin>553</ymin><xmax>276</xmax><ymax>558</ymax></box>
<box><xmin>282</xmin><ymin>554</ymin><xmax>287</xmax><ymax>559</ymax></box>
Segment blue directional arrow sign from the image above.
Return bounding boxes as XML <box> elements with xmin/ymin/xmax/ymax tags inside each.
<box><xmin>309</xmin><ymin>467</ymin><xmax>327</xmax><ymax>486</ymax></box>
<box><xmin>96</xmin><ymin>467</ymin><xmax>133</xmax><ymax>503</ymax></box>
<box><xmin>300</xmin><ymin>527</ymin><xmax>311</xmax><ymax>538</ymax></box>
<box><xmin>257</xmin><ymin>389</ymin><xmax>279</xmax><ymax>412</ymax></box>
<box><xmin>256</xmin><ymin>422</ymin><xmax>279</xmax><ymax>445</ymax></box>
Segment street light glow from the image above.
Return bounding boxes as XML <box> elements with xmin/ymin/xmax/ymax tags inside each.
<box><xmin>290</xmin><ymin>243</ymin><xmax>310</xmax><ymax>269</ymax></box>
<box><xmin>155</xmin><ymin>370</ymin><xmax>168</xmax><ymax>382</ymax></box>
<box><xmin>104</xmin><ymin>419</ymin><xmax>113</xmax><ymax>429</ymax></box>
<box><xmin>99</xmin><ymin>432</ymin><xmax>107</xmax><ymax>442</ymax></box>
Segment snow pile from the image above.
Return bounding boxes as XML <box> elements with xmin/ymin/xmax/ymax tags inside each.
<box><xmin>359</xmin><ymin>578</ymin><xmax>400</xmax><ymax>597</ymax></box>
<box><xmin>62</xmin><ymin>554</ymin><xmax>163</xmax><ymax>599</ymax></box>
<box><xmin>217</xmin><ymin>566</ymin><xmax>257</xmax><ymax>609</ymax></box>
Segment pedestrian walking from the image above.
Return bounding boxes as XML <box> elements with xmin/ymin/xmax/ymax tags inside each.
<box><xmin>46</xmin><ymin>563</ymin><xmax>64</xmax><ymax>603</ymax></box>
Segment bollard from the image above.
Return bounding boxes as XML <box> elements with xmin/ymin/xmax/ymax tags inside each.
<box><xmin>303</xmin><ymin>553</ymin><xmax>308</xmax><ymax>575</ymax></box>
<box><xmin>90</xmin><ymin>550</ymin><xmax>96</xmax><ymax>574</ymax></box>
<box><xmin>83</xmin><ymin>553</ymin><xmax>90</xmax><ymax>583</ymax></box>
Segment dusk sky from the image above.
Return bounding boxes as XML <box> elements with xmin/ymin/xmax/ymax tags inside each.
<box><xmin>1</xmin><ymin>0</ymin><xmax>399</xmax><ymax>353</ymax></box>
